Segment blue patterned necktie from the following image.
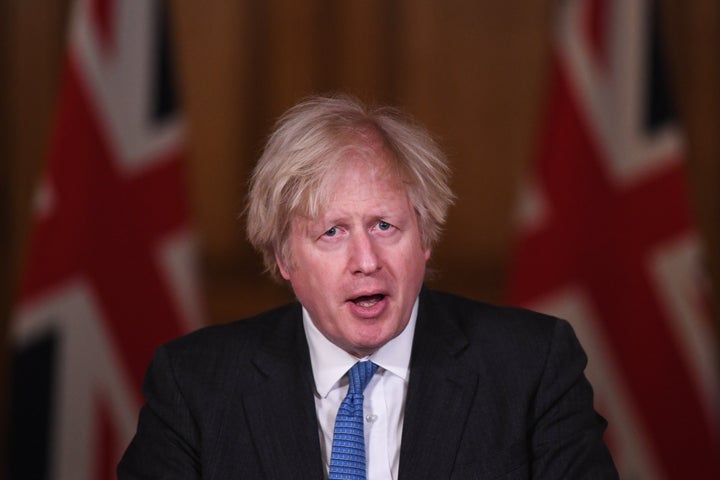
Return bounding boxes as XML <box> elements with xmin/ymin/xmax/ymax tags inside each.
<box><xmin>328</xmin><ymin>361</ymin><xmax>378</xmax><ymax>480</ymax></box>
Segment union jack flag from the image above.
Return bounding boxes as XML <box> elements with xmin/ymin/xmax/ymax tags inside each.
<box><xmin>509</xmin><ymin>1</ymin><xmax>719</xmax><ymax>478</ymax></box>
<box><xmin>7</xmin><ymin>1</ymin><xmax>203</xmax><ymax>478</ymax></box>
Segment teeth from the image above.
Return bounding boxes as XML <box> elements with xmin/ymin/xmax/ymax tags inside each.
<box><xmin>353</xmin><ymin>294</ymin><xmax>383</xmax><ymax>307</ymax></box>
<box><xmin>357</xmin><ymin>299</ymin><xmax>378</xmax><ymax>307</ymax></box>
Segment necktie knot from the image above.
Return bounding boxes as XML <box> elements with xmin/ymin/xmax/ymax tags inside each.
<box><xmin>347</xmin><ymin>361</ymin><xmax>378</xmax><ymax>395</ymax></box>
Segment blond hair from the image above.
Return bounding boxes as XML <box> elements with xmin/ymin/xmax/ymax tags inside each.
<box><xmin>246</xmin><ymin>94</ymin><xmax>454</xmax><ymax>280</ymax></box>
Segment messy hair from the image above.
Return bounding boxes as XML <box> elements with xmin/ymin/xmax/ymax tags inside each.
<box><xmin>245</xmin><ymin>94</ymin><xmax>454</xmax><ymax>280</ymax></box>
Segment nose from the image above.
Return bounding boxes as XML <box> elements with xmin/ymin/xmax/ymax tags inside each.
<box><xmin>349</xmin><ymin>231</ymin><xmax>381</xmax><ymax>275</ymax></box>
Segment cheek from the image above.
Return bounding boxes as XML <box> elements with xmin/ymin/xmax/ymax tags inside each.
<box><xmin>290</xmin><ymin>254</ymin><xmax>339</xmax><ymax>291</ymax></box>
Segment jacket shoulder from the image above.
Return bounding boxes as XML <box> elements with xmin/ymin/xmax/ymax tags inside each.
<box><xmin>422</xmin><ymin>289</ymin><xmax>561</xmax><ymax>333</ymax></box>
<box><xmin>164</xmin><ymin>302</ymin><xmax>300</xmax><ymax>353</ymax></box>
<box><xmin>148</xmin><ymin>302</ymin><xmax>303</xmax><ymax>384</ymax></box>
<box><xmin>420</xmin><ymin>289</ymin><xmax>579</xmax><ymax>364</ymax></box>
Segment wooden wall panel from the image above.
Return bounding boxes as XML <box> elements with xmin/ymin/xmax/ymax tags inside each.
<box><xmin>1</xmin><ymin>0</ymin><xmax>69</xmax><ymax>308</ymax></box>
<box><xmin>662</xmin><ymin>0</ymin><xmax>720</xmax><ymax>323</ymax></box>
<box><xmin>333</xmin><ymin>0</ymin><xmax>396</xmax><ymax>99</ymax></box>
<box><xmin>264</xmin><ymin>1</ymin><xmax>324</xmax><ymax>114</ymax></box>
<box><xmin>172</xmin><ymin>0</ymin><xmax>249</xmax><ymax>258</ymax></box>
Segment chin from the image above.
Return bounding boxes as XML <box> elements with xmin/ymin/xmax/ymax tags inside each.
<box><xmin>352</xmin><ymin>334</ymin><xmax>392</xmax><ymax>354</ymax></box>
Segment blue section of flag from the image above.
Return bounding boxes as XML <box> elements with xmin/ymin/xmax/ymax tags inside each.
<box><xmin>645</xmin><ymin>2</ymin><xmax>676</xmax><ymax>131</ymax></box>
<box><xmin>7</xmin><ymin>330</ymin><xmax>58</xmax><ymax>480</ymax></box>
<box><xmin>151</xmin><ymin>0</ymin><xmax>178</xmax><ymax>123</ymax></box>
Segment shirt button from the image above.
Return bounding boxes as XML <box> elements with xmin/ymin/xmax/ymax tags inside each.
<box><xmin>366</xmin><ymin>414</ymin><xmax>378</xmax><ymax>423</ymax></box>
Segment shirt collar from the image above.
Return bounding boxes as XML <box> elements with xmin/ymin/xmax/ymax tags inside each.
<box><xmin>303</xmin><ymin>298</ymin><xmax>418</xmax><ymax>398</ymax></box>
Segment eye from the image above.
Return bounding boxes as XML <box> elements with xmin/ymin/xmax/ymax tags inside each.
<box><xmin>323</xmin><ymin>226</ymin><xmax>338</xmax><ymax>237</ymax></box>
<box><xmin>377</xmin><ymin>221</ymin><xmax>392</xmax><ymax>231</ymax></box>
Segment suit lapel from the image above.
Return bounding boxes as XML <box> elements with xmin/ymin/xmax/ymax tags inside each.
<box><xmin>242</xmin><ymin>306</ymin><xmax>324</xmax><ymax>479</ymax></box>
<box><xmin>399</xmin><ymin>290</ymin><xmax>480</xmax><ymax>480</ymax></box>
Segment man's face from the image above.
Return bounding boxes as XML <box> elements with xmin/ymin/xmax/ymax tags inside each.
<box><xmin>277</xmin><ymin>150</ymin><xmax>429</xmax><ymax>358</ymax></box>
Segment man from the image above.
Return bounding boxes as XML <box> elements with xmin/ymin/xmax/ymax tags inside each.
<box><xmin>118</xmin><ymin>95</ymin><xmax>618</xmax><ymax>479</ymax></box>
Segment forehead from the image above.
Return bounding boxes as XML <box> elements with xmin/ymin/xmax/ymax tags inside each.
<box><xmin>330</xmin><ymin>147</ymin><xmax>405</xmax><ymax>198</ymax></box>
<box><xmin>331</xmin><ymin>156</ymin><xmax>406</xmax><ymax>203</ymax></box>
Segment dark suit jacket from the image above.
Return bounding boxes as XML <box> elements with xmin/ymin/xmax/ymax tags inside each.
<box><xmin>118</xmin><ymin>289</ymin><xmax>618</xmax><ymax>479</ymax></box>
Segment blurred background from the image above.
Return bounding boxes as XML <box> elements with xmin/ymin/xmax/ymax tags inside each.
<box><xmin>4</xmin><ymin>0</ymin><xmax>720</xmax><ymax>330</ymax></box>
<box><xmin>1</xmin><ymin>0</ymin><xmax>718</xmax><ymax>479</ymax></box>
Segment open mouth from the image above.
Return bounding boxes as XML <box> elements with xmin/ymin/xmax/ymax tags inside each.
<box><xmin>351</xmin><ymin>294</ymin><xmax>385</xmax><ymax>307</ymax></box>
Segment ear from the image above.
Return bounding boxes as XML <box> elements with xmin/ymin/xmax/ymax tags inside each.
<box><xmin>275</xmin><ymin>252</ymin><xmax>291</xmax><ymax>280</ymax></box>
<box><xmin>424</xmin><ymin>248</ymin><xmax>431</xmax><ymax>261</ymax></box>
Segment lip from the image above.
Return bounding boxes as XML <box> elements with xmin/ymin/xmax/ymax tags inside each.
<box><xmin>346</xmin><ymin>292</ymin><xmax>388</xmax><ymax>319</ymax></box>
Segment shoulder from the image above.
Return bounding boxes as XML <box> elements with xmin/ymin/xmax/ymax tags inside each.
<box><xmin>419</xmin><ymin>289</ymin><xmax>580</xmax><ymax>363</ymax></box>
<box><xmin>152</xmin><ymin>302</ymin><xmax>302</xmax><ymax>374</ymax></box>
<box><xmin>172</xmin><ymin>301</ymin><xmax>299</xmax><ymax>344</ymax></box>
<box><xmin>421</xmin><ymin>289</ymin><xmax>562</xmax><ymax>335</ymax></box>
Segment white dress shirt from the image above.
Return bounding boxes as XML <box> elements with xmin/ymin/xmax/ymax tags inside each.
<box><xmin>303</xmin><ymin>299</ymin><xmax>418</xmax><ymax>480</ymax></box>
